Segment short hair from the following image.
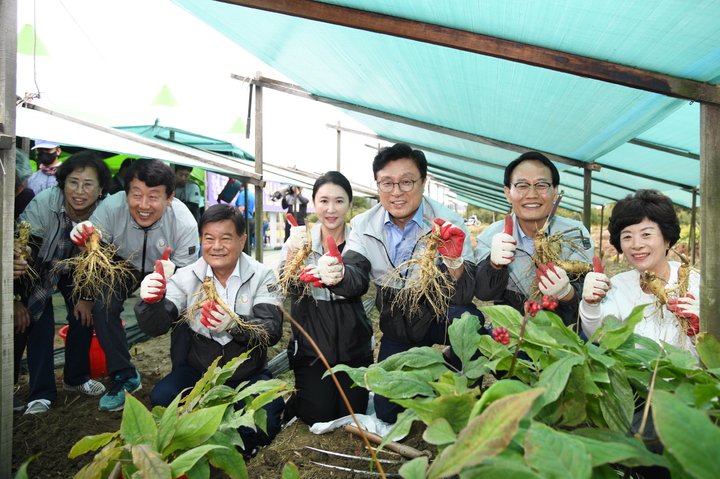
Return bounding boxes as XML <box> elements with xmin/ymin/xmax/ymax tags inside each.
<box><xmin>124</xmin><ymin>159</ymin><xmax>175</xmax><ymax>197</ymax></box>
<box><xmin>118</xmin><ymin>157</ymin><xmax>134</xmax><ymax>171</ymax></box>
<box><xmin>313</xmin><ymin>171</ymin><xmax>353</xmax><ymax>201</ymax></box>
<box><xmin>15</xmin><ymin>148</ymin><xmax>33</xmax><ymax>187</ymax></box>
<box><xmin>199</xmin><ymin>203</ymin><xmax>246</xmax><ymax>237</ymax></box>
<box><xmin>55</xmin><ymin>150</ymin><xmax>113</xmax><ymax>200</ymax></box>
<box><xmin>372</xmin><ymin>143</ymin><xmax>428</xmax><ymax>181</ymax></box>
<box><xmin>503</xmin><ymin>151</ymin><xmax>560</xmax><ymax>187</ymax></box>
<box><xmin>608</xmin><ymin>189</ymin><xmax>680</xmax><ymax>254</ymax></box>
<box><xmin>176</xmin><ymin>164</ymin><xmax>193</xmax><ymax>173</ymax></box>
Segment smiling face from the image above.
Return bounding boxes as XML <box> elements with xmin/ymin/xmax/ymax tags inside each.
<box><xmin>201</xmin><ymin>219</ymin><xmax>246</xmax><ymax>276</ymax></box>
<box><xmin>504</xmin><ymin>160</ymin><xmax>557</xmax><ymax>233</ymax></box>
<box><xmin>63</xmin><ymin>167</ymin><xmax>101</xmax><ymax>216</ymax></box>
<box><xmin>126</xmin><ymin>178</ymin><xmax>174</xmax><ymax>227</ymax></box>
<box><xmin>314</xmin><ymin>183</ymin><xmax>350</xmax><ymax>233</ymax></box>
<box><xmin>619</xmin><ymin>217</ymin><xmax>670</xmax><ymax>275</ymax></box>
<box><xmin>376</xmin><ymin>158</ymin><xmax>426</xmax><ymax>229</ymax></box>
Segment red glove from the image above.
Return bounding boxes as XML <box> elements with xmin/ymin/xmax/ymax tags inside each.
<box><xmin>140</xmin><ymin>260</ymin><xmax>166</xmax><ymax>303</ymax></box>
<box><xmin>668</xmin><ymin>294</ymin><xmax>700</xmax><ymax>337</ymax></box>
<box><xmin>491</xmin><ymin>215</ymin><xmax>517</xmax><ymax>267</ymax></box>
<box><xmin>582</xmin><ymin>257</ymin><xmax>611</xmax><ymax>304</ymax></box>
<box><xmin>432</xmin><ymin>218</ymin><xmax>465</xmax><ymax>269</ymax></box>
<box><xmin>536</xmin><ymin>263</ymin><xmax>572</xmax><ymax>299</ymax></box>
<box><xmin>299</xmin><ymin>267</ymin><xmax>324</xmax><ymax>288</ymax></box>
<box><xmin>200</xmin><ymin>301</ymin><xmax>234</xmax><ymax>332</ymax></box>
<box><xmin>316</xmin><ymin>236</ymin><xmax>344</xmax><ymax>286</ymax></box>
<box><xmin>70</xmin><ymin>220</ymin><xmax>100</xmax><ymax>246</ymax></box>
<box><xmin>158</xmin><ymin>247</ymin><xmax>176</xmax><ymax>279</ymax></box>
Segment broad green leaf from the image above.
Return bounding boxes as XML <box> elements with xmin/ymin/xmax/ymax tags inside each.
<box><xmin>570</xmin><ymin>431</ymin><xmax>662</xmax><ymax>467</ymax></box>
<box><xmin>74</xmin><ymin>446</ymin><xmax>123</xmax><ymax>479</ymax></box>
<box><xmin>423</xmin><ymin>418</ymin><xmax>457</xmax><ymax>446</ymax></box>
<box><xmin>429</xmin><ymin>393</ymin><xmax>475</xmax><ymax>433</ymax></box>
<box><xmin>530</xmin><ymin>355</ymin><xmax>584</xmax><ymax>416</ymax></box>
<box><xmin>181</xmin><ymin>356</ymin><xmax>222</xmax><ymax>410</ymax></box>
<box><xmin>393</xmin><ymin>397</ymin><xmax>436</xmax><ymax>424</ymax></box>
<box><xmin>379</xmin><ymin>408</ymin><xmax>418</xmax><ymax>450</ymax></box>
<box><xmin>696</xmin><ymin>333</ymin><xmax>720</xmax><ymax>370</ymax></box>
<box><xmin>122</xmin><ymin>394</ymin><xmax>157</xmax><ymax>446</ymax></box>
<box><xmin>598</xmin><ymin>363</ymin><xmax>634</xmax><ymax>433</ymax></box>
<box><xmin>525</xmin><ymin>422</ymin><xmax>592</xmax><ymax>479</ymax></box>
<box><xmin>200</xmin><ymin>385</ymin><xmax>236</xmax><ymax>406</ymax></box>
<box><xmin>247</xmin><ymin>384</ymin><xmax>287</xmax><ymax>412</ymax></box>
<box><xmin>132</xmin><ymin>443</ymin><xmax>172</xmax><ymax>479</ymax></box>
<box><xmin>426</xmin><ymin>388</ymin><xmax>545</xmax><ymax>479</ymax></box>
<box><xmin>663</xmin><ymin>450</ymin><xmax>697</xmax><ymax>479</ymax></box>
<box><xmin>479</xmin><ymin>305</ymin><xmax>524</xmax><ymax>330</ymax></box>
<box><xmin>463</xmin><ymin>356</ymin><xmax>491</xmax><ymax>380</ymax></box>
<box><xmin>399</xmin><ymin>456</ymin><xmax>429</xmax><ymax>479</ymax></box>
<box><xmin>448</xmin><ymin>312</ymin><xmax>482</xmax><ymax>364</ymax></box>
<box><xmin>557</xmin><ymin>365</ymin><xmax>589</xmax><ymax>427</ymax></box>
<box><xmin>690</xmin><ymin>383</ymin><xmax>720</xmax><ymax>409</ymax></box>
<box><xmin>282</xmin><ymin>462</ymin><xmax>302</xmax><ymax>479</ymax></box>
<box><xmin>207</xmin><ymin>431</ymin><xmax>248</xmax><ymax>479</ymax></box>
<box><xmin>156</xmin><ymin>394</ymin><xmax>181</xmax><ymax>455</ymax></box>
<box><xmin>591</xmin><ymin>464</ymin><xmax>622</xmax><ymax>479</ymax></box>
<box><xmin>162</xmin><ymin>404</ymin><xmax>227</xmax><ymax>456</ymax></box>
<box><xmin>596</xmin><ymin>305</ymin><xmax>645</xmax><ymax>350</ymax></box>
<box><xmin>184</xmin><ymin>455</ymin><xmax>210</xmax><ymax>479</ymax></box>
<box><xmin>329</xmin><ymin>364</ymin><xmax>370</xmax><ymax>386</ymax></box>
<box><xmin>365</xmin><ymin>369</ymin><xmax>436</xmax><ymax>398</ymax></box>
<box><xmin>459</xmin><ymin>461</ymin><xmax>544</xmax><ymax>479</ymax></box>
<box><xmin>653</xmin><ymin>390</ymin><xmax>720</xmax><ymax>479</ymax></box>
<box><xmin>13</xmin><ymin>453</ymin><xmax>40</xmax><ymax>479</ymax></box>
<box><xmin>471</xmin><ymin>379</ymin><xmax>531</xmax><ymax>418</ymax></box>
<box><xmin>68</xmin><ymin>431</ymin><xmax>119</xmax><ymax>458</ymax></box>
<box><xmin>580</xmin><ymin>364</ymin><xmax>603</xmax><ymax>395</ymax></box>
<box><xmin>234</xmin><ymin>378</ymin><xmax>286</xmax><ymax>404</ymax></box>
<box><xmin>170</xmin><ymin>445</ymin><xmax>226</xmax><ymax>477</ymax></box>
<box><xmin>570</xmin><ymin>428</ymin><xmax>668</xmax><ymax>468</ymax></box>
<box><xmin>378</xmin><ymin>346</ymin><xmax>447</xmax><ymax>371</ymax></box>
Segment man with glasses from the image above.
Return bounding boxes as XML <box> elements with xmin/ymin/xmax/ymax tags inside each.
<box><xmin>28</xmin><ymin>139</ymin><xmax>63</xmax><ymax>194</ymax></box>
<box><xmin>475</xmin><ymin>151</ymin><xmax>594</xmax><ymax>327</ymax></box>
<box><xmin>303</xmin><ymin>143</ymin><xmax>476</xmax><ymax>423</ymax></box>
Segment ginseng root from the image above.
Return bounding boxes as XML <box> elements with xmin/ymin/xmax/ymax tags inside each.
<box><xmin>15</xmin><ymin>221</ymin><xmax>39</xmax><ymax>281</ymax></box>
<box><xmin>185</xmin><ymin>276</ymin><xmax>270</xmax><ymax>345</ymax></box>
<box><xmin>383</xmin><ymin>227</ymin><xmax>455</xmax><ymax>319</ymax></box>
<box><xmin>56</xmin><ymin>231</ymin><xmax>134</xmax><ymax>303</ymax></box>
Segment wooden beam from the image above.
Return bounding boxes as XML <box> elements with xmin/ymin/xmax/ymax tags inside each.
<box><xmin>220</xmin><ymin>0</ymin><xmax>720</xmax><ymax>106</ymax></box>
<box><xmin>583</xmin><ymin>168</ymin><xmax>593</xmax><ymax>231</ymax></box>
<box><xmin>628</xmin><ymin>139</ymin><xmax>699</xmax><ymax>160</ymax></box>
<box><xmin>233</xmin><ymin>74</ymin><xmax>590</xmax><ymax>169</ymax></box>
<box><xmin>690</xmin><ymin>188</ymin><xmax>697</xmax><ymax>265</ymax></box>
<box><xmin>254</xmin><ymin>73</ymin><xmax>264</xmax><ymax>262</ymax></box>
<box><xmin>700</xmin><ymin>103</ymin><xmax>720</xmax><ymax>339</ymax></box>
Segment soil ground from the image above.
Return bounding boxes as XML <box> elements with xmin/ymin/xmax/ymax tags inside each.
<box><xmin>12</xmin><ymin>230</ymin><xmax>656</xmax><ymax>478</ymax></box>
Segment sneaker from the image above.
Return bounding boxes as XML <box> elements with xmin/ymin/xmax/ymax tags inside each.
<box><xmin>13</xmin><ymin>396</ymin><xmax>25</xmax><ymax>412</ymax></box>
<box><xmin>99</xmin><ymin>371</ymin><xmax>142</xmax><ymax>412</ymax></box>
<box><xmin>24</xmin><ymin>399</ymin><xmax>51</xmax><ymax>415</ymax></box>
<box><xmin>64</xmin><ymin>379</ymin><xmax>106</xmax><ymax>397</ymax></box>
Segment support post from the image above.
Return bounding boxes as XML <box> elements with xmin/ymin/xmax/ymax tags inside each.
<box><xmin>254</xmin><ymin>74</ymin><xmax>264</xmax><ymax>262</ymax></box>
<box><xmin>700</xmin><ymin>103</ymin><xmax>720</xmax><ymax>339</ymax></box>
<box><xmin>0</xmin><ymin>0</ymin><xmax>18</xmax><ymax>474</ymax></box>
<box><xmin>582</xmin><ymin>166</ymin><xmax>592</xmax><ymax>231</ymax></box>
<box><xmin>599</xmin><ymin>205</ymin><xmax>605</xmax><ymax>259</ymax></box>
<box><xmin>336</xmin><ymin>120</ymin><xmax>341</xmax><ymax>172</ymax></box>
<box><xmin>689</xmin><ymin>188</ymin><xmax>697</xmax><ymax>265</ymax></box>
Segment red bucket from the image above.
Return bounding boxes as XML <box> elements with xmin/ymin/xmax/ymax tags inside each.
<box><xmin>58</xmin><ymin>321</ymin><xmax>125</xmax><ymax>379</ymax></box>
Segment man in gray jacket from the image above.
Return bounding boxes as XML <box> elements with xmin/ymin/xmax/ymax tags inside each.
<box><xmin>70</xmin><ymin>159</ymin><xmax>198</xmax><ymax>412</ymax></box>
<box><xmin>135</xmin><ymin>204</ymin><xmax>284</xmax><ymax>457</ymax></box>
<box><xmin>304</xmin><ymin>143</ymin><xmax>477</xmax><ymax>423</ymax></box>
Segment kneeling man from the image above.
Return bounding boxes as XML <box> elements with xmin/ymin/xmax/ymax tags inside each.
<box><xmin>134</xmin><ymin>204</ymin><xmax>284</xmax><ymax>456</ymax></box>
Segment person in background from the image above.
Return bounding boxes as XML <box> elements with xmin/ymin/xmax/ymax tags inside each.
<box><xmin>135</xmin><ymin>204</ymin><xmax>284</xmax><ymax>458</ymax></box>
<box><xmin>282</xmin><ymin>186</ymin><xmax>308</xmax><ymax>241</ymax></box>
<box><xmin>27</xmin><ymin>140</ymin><xmax>62</xmax><ymax>194</ymax></box>
<box><xmin>304</xmin><ymin>144</ymin><xmax>476</xmax><ymax>423</ymax></box>
<box><xmin>174</xmin><ymin>164</ymin><xmax>202</xmax><ymax>222</ymax></box>
<box><xmin>14</xmin><ymin>151</ymin><xmax>113</xmax><ymax>414</ymax></box>
<box><xmin>71</xmin><ymin>159</ymin><xmax>199</xmax><ymax>412</ymax></box>
<box><xmin>235</xmin><ymin>183</ymin><xmax>255</xmax><ymax>249</ymax></box>
<box><xmin>580</xmin><ymin>189</ymin><xmax>699</xmax><ymax>355</ymax></box>
<box><xmin>14</xmin><ymin>148</ymin><xmax>35</xmax><ymax>218</ymax></box>
<box><xmin>474</xmin><ymin>152</ymin><xmax>594</xmax><ymax>328</ymax></box>
<box><xmin>283</xmin><ymin>171</ymin><xmax>373</xmax><ymax>425</ymax></box>
<box><xmin>108</xmin><ymin>157</ymin><xmax>134</xmax><ymax>195</ymax></box>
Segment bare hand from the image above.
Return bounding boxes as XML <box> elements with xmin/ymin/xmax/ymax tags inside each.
<box><xmin>14</xmin><ymin>301</ymin><xmax>31</xmax><ymax>334</ymax></box>
<box><xmin>74</xmin><ymin>300</ymin><xmax>94</xmax><ymax>327</ymax></box>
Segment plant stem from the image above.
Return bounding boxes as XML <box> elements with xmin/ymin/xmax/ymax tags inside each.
<box><xmin>507</xmin><ymin>311</ymin><xmax>530</xmax><ymax>378</ymax></box>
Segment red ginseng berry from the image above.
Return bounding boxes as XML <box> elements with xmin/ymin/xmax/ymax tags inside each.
<box><xmin>492</xmin><ymin>327</ymin><xmax>510</xmax><ymax>345</ymax></box>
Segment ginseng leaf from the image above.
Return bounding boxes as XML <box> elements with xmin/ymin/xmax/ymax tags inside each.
<box><xmin>377</xmin><ymin>346</ymin><xmax>446</xmax><ymax>371</ymax></box>
<box><xmin>426</xmin><ymin>388</ymin><xmax>545</xmax><ymax>479</ymax></box>
<box><xmin>596</xmin><ymin>305</ymin><xmax>645</xmax><ymax>350</ymax></box>
<box><xmin>69</xmin><ymin>432</ymin><xmax>120</xmax><ymax>458</ymax></box>
<box><xmin>132</xmin><ymin>443</ymin><xmax>172</xmax><ymax>479</ymax></box>
<box><xmin>529</xmin><ymin>355</ymin><xmax>584</xmax><ymax>417</ymax></box>
<box><xmin>448</xmin><ymin>312</ymin><xmax>482</xmax><ymax>364</ymax></box>
<box><xmin>696</xmin><ymin>332</ymin><xmax>720</xmax><ymax>370</ymax></box>
<box><xmin>121</xmin><ymin>393</ymin><xmax>157</xmax><ymax>446</ymax></box>
<box><xmin>365</xmin><ymin>369</ymin><xmax>436</xmax><ymax>398</ymax></box>
<box><xmin>162</xmin><ymin>404</ymin><xmax>228</xmax><ymax>456</ymax></box>
<box><xmin>525</xmin><ymin>422</ymin><xmax>592</xmax><ymax>479</ymax></box>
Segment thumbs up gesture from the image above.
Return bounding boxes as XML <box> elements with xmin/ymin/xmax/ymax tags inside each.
<box><xmin>582</xmin><ymin>257</ymin><xmax>611</xmax><ymax>304</ymax></box>
<box><xmin>140</xmin><ymin>260</ymin><xmax>166</xmax><ymax>303</ymax></box>
<box><xmin>316</xmin><ymin>236</ymin><xmax>344</xmax><ymax>286</ymax></box>
<box><xmin>287</xmin><ymin>214</ymin><xmax>308</xmax><ymax>251</ymax></box>
<box><xmin>491</xmin><ymin>215</ymin><xmax>517</xmax><ymax>267</ymax></box>
<box><xmin>157</xmin><ymin>247</ymin><xmax>176</xmax><ymax>279</ymax></box>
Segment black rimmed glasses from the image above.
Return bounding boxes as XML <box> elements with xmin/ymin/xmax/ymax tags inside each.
<box><xmin>512</xmin><ymin>181</ymin><xmax>553</xmax><ymax>193</ymax></box>
<box><xmin>377</xmin><ymin>178</ymin><xmax>421</xmax><ymax>193</ymax></box>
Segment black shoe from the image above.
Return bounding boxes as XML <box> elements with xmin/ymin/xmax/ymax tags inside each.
<box><xmin>242</xmin><ymin>447</ymin><xmax>259</xmax><ymax>462</ymax></box>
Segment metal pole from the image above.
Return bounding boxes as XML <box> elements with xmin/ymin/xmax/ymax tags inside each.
<box><xmin>582</xmin><ymin>166</ymin><xmax>592</xmax><ymax>231</ymax></box>
<box><xmin>336</xmin><ymin>120</ymin><xmax>341</xmax><ymax>171</ymax></box>
<box><xmin>254</xmin><ymin>74</ymin><xmax>264</xmax><ymax>262</ymax></box>
<box><xmin>599</xmin><ymin>204</ymin><xmax>604</xmax><ymax>259</ymax></box>
<box><xmin>700</xmin><ymin>103</ymin><xmax>720</xmax><ymax>339</ymax></box>
<box><xmin>0</xmin><ymin>0</ymin><xmax>18</xmax><ymax>474</ymax></box>
<box><xmin>689</xmin><ymin>188</ymin><xmax>697</xmax><ymax>264</ymax></box>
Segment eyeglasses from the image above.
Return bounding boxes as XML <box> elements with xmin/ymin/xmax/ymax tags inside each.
<box><xmin>512</xmin><ymin>181</ymin><xmax>553</xmax><ymax>193</ymax></box>
<box><xmin>377</xmin><ymin>178</ymin><xmax>422</xmax><ymax>193</ymax></box>
<box><xmin>65</xmin><ymin>179</ymin><xmax>98</xmax><ymax>193</ymax></box>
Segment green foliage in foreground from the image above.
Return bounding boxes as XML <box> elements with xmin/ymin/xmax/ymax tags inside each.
<box><xmin>68</xmin><ymin>354</ymin><xmax>288</xmax><ymax>479</ymax></box>
<box><xmin>334</xmin><ymin>305</ymin><xmax>720</xmax><ymax>479</ymax></box>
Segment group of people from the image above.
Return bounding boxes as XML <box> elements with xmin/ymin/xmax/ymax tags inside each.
<box><xmin>12</xmin><ymin>140</ymin><xmax>701</xmax><ymax>460</ymax></box>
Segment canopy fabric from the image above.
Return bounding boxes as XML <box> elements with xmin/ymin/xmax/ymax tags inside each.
<box><xmin>172</xmin><ymin>0</ymin><xmax>718</xmax><ymax>211</ymax></box>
